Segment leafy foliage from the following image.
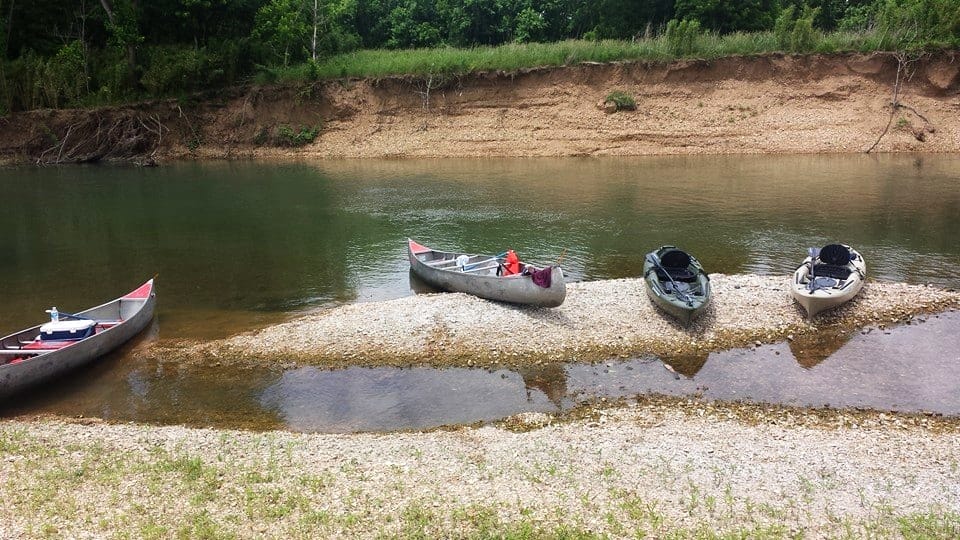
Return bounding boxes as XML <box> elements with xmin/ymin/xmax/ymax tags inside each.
<box><xmin>274</xmin><ymin>124</ymin><xmax>320</xmax><ymax>146</ymax></box>
<box><xmin>605</xmin><ymin>90</ymin><xmax>636</xmax><ymax>110</ymax></box>
<box><xmin>0</xmin><ymin>0</ymin><xmax>958</xmax><ymax>111</ymax></box>
<box><xmin>665</xmin><ymin>19</ymin><xmax>703</xmax><ymax>55</ymax></box>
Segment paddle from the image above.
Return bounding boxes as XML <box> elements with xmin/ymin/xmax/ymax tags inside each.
<box><xmin>646</xmin><ymin>252</ymin><xmax>694</xmax><ymax>307</ymax></box>
<box><xmin>462</xmin><ymin>251</ymin><xmax>508</xmax><ymax>272</ymax></box>
<box><xmin>806</xmin><ymin>246</ymin><xmax>821</xmax><ymax>292</ymax></box>
<box><xmin>554</xmin><ymin>248</ymin><xmax>567</xmax><ymax>266</ymax></box>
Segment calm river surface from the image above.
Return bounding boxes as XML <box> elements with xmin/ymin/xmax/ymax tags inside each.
<box><xmin>1</xmin><ymin>154</ymin><xmax>959</xmax><ymax>430</ymax></box>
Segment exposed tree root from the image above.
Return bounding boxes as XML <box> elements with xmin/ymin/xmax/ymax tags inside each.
<box><xmin>36</xmin><ymin>112</ymin><xmax>167</xmax><ymax>165</ymax></box>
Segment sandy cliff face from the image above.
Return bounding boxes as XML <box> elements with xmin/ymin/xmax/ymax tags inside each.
<box><xmin>1</xmin><ymin>51</ymin><xmax>957</xmax><ymax>164</ymax></box>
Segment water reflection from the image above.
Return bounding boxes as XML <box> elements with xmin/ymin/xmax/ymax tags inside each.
<box><xmin>660</xmin><ymin>351</ymin><xmax>711</xmax><ymax>378</ymax></box>
<box><xmin>787</xmin><ymin>329</ymin><xmax>855</xmax><ymax>369</ymax></box>
<box><xmin>517</xmin><ymin>364</ymin><xmax>568</xmax><ymax>407</ymax></box>
<box><xmin>5</xmin><ymin>312</ymin><xmax>958</xmax><ymax>432</ymax></box>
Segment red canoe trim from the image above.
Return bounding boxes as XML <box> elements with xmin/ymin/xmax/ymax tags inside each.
<box><xmin>124</xmin><ymin>279</ymin><xmax>154</xmax><ymax>299</ymax></box>
<box><xmin>408</xmin><ymin>239</ymin><xmax>431</xmax><ymax>254</ymax></box>
<box><xmin>21</xmin><ymin>340</ymin><xmax>74</xmax><ymax>350</ymax></box>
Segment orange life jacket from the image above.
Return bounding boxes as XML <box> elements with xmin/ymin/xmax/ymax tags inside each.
<box><xmin>502</xmin><ymin>250</ymin><xmax>521</xmax><ymax>276</ymax></box>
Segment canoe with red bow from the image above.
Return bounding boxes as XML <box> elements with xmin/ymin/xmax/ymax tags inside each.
<box><xmin>0</xmin><ymin>278</ymin><xmax>156</xmax><ymax>399</ymax></box>
<box><xmin>408</xmin><ymin>239</ymin><xmax>565</xmax><ymax>307</ymax></box>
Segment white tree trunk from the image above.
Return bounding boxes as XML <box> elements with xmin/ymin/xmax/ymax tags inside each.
<box><xmin>311</xmin><ymin>0</ymin><xmax>318</xmax><ymax>61</ymax></box>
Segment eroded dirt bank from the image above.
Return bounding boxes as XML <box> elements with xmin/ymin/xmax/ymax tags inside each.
<box><xmin>140</xmin><ymin>274</ymin><xmax>960</xmax><ymax>369</ymax></box>
<box><xmin>1</xmin><ymin>51</ymin><xmax>958</xmax><ymax>164</ymax></box>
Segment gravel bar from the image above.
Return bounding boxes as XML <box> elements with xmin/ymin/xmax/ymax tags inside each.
<box><xmin>151</xmin><ymin>274</ymin><xmax>960</xmax><ymax>369</ymax></box>
<box><xmin>2</xmin><ymin>400</ymin><xmax>958</xmax><ymax>538</ymax></box>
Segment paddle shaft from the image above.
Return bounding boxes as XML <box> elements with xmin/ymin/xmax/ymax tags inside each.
<box><xmin>647</xmin><ymin>253</ymin><xmax>694</xmax><ymax>306</ymax></box>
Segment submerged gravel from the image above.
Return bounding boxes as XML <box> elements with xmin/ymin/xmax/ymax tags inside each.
<box><xmin>151</xmin><ymin>274</ymin><xmax>960</xmax><ymax>369</ymax></box>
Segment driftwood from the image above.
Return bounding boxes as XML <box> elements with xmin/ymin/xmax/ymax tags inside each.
<box><xmin>865</xmin><ymin>51</ymin><xmax>933</xmax><ymax>153</ymax></box>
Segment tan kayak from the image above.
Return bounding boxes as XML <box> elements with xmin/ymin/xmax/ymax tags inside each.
<box><xmin>791</xmin><ymin>244</ymin><xmax>866</xmax><ymax>320</ymax></box>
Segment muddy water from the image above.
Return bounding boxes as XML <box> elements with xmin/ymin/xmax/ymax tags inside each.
<box><xmin>3</xmin><ymin>312</ymin><xmax>958</xmax><ymax>432</ymax></box>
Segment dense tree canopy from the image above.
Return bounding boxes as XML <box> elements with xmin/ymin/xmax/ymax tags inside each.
<box><xmin>1</xmin><ymin>0</ymin><xmax>957</xmax><ymax>112</ymax></box>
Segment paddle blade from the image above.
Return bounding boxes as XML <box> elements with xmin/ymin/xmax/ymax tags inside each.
<box><xmin>807</xmin><ymin>247</ymin><xmax>820</xmax><ymax>258</ymax></box>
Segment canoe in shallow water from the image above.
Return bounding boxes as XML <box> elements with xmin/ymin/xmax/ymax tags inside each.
<box><xmin>791</xmin><ymin>244</ymin><xmax>866</xmax><ymax>320</ymax></box>
<box><xmin>0</xmin><ymin>279</ymin><xmax>156</xmax><ymax>400</ymax></box>
<box><xmin>407</xmin><ymin>239</ymin><xmax>566</xmax><ymax>307</ymax></box>
<box><xmin>643</xmin><ymin>246</ymin><xmax>711</xmax><ymax>326</ymax></box>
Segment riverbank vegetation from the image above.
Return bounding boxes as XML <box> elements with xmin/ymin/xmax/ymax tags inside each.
<box><xmin>0</xmin><ymin>0</ymin><xmax>957</xmax><ymax>114</ymax></box>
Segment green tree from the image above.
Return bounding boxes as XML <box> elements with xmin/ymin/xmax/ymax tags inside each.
<box><xmin>675</xmin><ymin>0</ymin><xmax>780</xmax><ymax>33</ymax></box>
<box><xmin>99</xmin><ymin>0</ymin><xmax>143</xmax><ymax>90</ymax></box>
<box><xmin>254</xmin><ymin>0</ymin><xmax>308</xmax><ymax>66</ymax></box>
<box><xmin>513</xmin><ymin>5</ymin><xmax>546</xmax><ymax>42</ymax></box>
<box><xmin>875</xmin><ymin>0</ymin><xmax>960</xmax><ymax>48</ymax></box>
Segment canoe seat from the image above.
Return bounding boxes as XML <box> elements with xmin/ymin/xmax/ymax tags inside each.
<box><xmin>812</xmin><ymin>264</ymin><xmax>852</xmax><ymax>280</ymax></box>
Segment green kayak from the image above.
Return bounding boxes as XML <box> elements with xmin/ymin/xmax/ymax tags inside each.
<box><xmin>643</xmin><ymin>246</ymin><xmax>711</xmax><ymax>326</ymax></box>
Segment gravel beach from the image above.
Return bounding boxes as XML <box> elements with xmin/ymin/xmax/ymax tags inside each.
<box><xmin>152</xmin><ymin>274</ymin><xmax>960</xmax><ymax>369</ymax></box>
<box><xmin>1</xmin><ymin>401</ymin><xmax>958</xmax><ymax>538</ymax></box>
<box><xmin>5</xmin><ymin>275</ymin><xmax>960</xmax><ymax>538</ymax></box>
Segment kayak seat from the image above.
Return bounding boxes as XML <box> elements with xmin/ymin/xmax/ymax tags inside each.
<box><xmin>656</xmin><ymin>267</ymin><xmax>698</xmax><ymax>282</ymax></box>
<box><xmin>819</xmin><ymin>244</ymin><xmax>852</xmax><ymax>266</ymax></box>
<box><xmin>655</xmin><ymin>249</ymin><xmax>697</xmax><ymax>282</ymax></box>
<box><xmin>812</xmin><ymin>264</ymin><xmax>852</xmax><ymax>280</ymax></box>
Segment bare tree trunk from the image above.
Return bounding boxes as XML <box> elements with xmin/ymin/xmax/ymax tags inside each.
<box><xmin>311</xmin><ymin>0</ymin><xmax>318</xmax><ymax>61</ymax></box>
<box><xmin>3</xmin><ymin>0</ymin><xmax>14</xmax><ymax>59</ymax></box>
<box><xmin>98</xmin><ymin>0</ymin><xmax>113</xmax><ymax>22</ymax></box>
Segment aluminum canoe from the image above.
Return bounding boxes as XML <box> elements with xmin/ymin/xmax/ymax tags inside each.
<box><xmin>407</xmin><ymin>239</ymin><xmax>566</xmax><ymax>307</ymax></box>
<box><xmin>642</xmin><ymin>246</ymin><xmax>711</xmax><ymax>326</ymax></box>
<box><xmin>791</xmin><ymin>244</ymin><xmax>865</xmax><ymax>320</ymax></box>
<box><xmin>0</xmin><ymin>278</ymin><xmax>157</xmax><ymax>400</ymax></box>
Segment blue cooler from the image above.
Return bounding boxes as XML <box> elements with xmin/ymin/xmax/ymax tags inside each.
<box><xmin>39</xmin><ymin>319</ymin><xmax>96</xmax><ymax>341</ymax></box>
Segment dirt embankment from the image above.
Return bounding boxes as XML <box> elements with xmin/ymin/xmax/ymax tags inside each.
<box><xmin>0</xmin><ymin>51</ymin><xmax>958</xmax><ymax>164</ymax></box>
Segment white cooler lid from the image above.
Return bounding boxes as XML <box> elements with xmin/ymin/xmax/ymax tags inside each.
<box><xmin>40</xmin><ymin>319</ymin><xmax>96</xmax><ymax>334</ymax></box>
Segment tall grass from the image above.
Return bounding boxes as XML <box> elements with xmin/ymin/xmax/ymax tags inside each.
<box><xmin>270</xmin><ymin>29</ymin><xmax>886</xmax><ymax>84</ymax></box>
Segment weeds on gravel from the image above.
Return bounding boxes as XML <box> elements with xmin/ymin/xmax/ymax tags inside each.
<box><xmin>897</xmin><ymin>511</ymin><xmax>960</xmax><ymax>539</ymax></box>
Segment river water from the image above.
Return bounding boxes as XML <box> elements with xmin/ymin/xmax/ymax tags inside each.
<box><xmin>1</xmin><ymin>154</ymin><xmax>959</xmax><ymax>430</ymax></box>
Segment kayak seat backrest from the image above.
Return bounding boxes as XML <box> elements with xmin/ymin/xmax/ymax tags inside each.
<box><xmin>812</xmin><ymin>264</ymin><xmax>852</xmax><ymax>280</ymax></box>
<box><xmin>660</xmin><ymin>249</ymin><xmax>691</xmax><ymax>268</ymax></box>
<box><xmin>656</xmin><ymin>267</ymin><xmax>697</xmax><ymax>282</ymax></box>
<box><xmin>819</xmin><ymin>244</ymin><xmax>851</xmax><ymax>266</ymax></box>
<box><xmin>656</xmin><ymin>249</ymin><xmax>697</xmax><ymax>282</ymax></box>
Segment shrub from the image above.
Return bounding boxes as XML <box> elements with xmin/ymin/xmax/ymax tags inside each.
<box><xmin>274</xmin><ymin>124</ymin><xmax>320</xmax><ymax>146</ymax></box>
<box><xmin>665</xmin><ymin>19</ymin><xmax>703</xmax><ymax>56</ymax></box>
<box><xmin>773</xmin><ymin>4</ymin><xmax>821</xmax><ymax>53</ymax></box>
<box><xmin>791</xmin><ymin>5</ymin><xmax>821</xmax><ymax>52</ymax></box>
<box><xmin>774</xmin><ymin>6</ymin><xmax>796</xmax><ymax>49</ymax></box>
<box><xmin>605</xmin><ymin>91</ymin><xmax>637</xmax><ymax>111</ymax></box>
